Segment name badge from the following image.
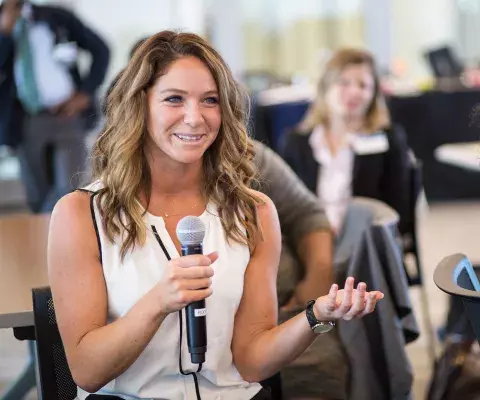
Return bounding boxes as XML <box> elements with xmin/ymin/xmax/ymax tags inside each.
<box><xmin>53</xmin><ymin>42</ymin><xmax>78</xmax><ymax>66</ymax></box>
<box><xmin>351</xmin><ymin>132</ymin><xmax>389</xmax><ymax>155</ymax></box>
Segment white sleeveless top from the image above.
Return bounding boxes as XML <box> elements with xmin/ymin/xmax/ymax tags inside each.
<box><xmin>77</xmin><ymin>182</ymin><xmax>262</xmax><ymax>400</ymax></box>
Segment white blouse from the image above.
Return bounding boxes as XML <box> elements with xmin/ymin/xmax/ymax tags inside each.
<box><xmin>309</xmin><ymin>126</ymin><xmax>354</xmax><ymax>234</ymax></box>
<box><xmin>76</xmin><ymin>181</ymin><xmax>262</xmax><ymax>400</ymax></box>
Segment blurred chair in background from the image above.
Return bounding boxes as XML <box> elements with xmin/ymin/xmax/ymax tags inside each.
<box><xmin>402</xmin><ymin>152</ymin><xmax>437</xmax><ymax>365</ymax></box>
<box><xmin>434</xmin><ymin>254</ymin><xmax>480</xmax><ymax>343</ymax></box>
<box><xmin>424</xmin><ymin>45</ymin><xmax>465</xmax><ymax>91</ymax></box>
<box><xmin>430</xmin><ymin>254</ymin><xmax>480</xmax><ymax>400</ymax></box>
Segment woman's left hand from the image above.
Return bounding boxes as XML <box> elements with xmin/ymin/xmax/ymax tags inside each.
<box><xmin>314</xmin><ymin>277</ymin><xmax>384</xmax><ymax>321</ymax></box>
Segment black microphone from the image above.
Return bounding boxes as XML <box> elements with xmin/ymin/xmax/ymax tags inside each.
<box><xmin>176</xmin><ymin>216</ymin><xmax>207</xmax><ymax>365</ymax></box>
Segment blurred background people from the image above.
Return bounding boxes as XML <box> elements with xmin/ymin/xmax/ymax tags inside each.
<box><xmin>0</xmin><ymin>0</ymin><xmax>109</xmax><ymax>213</ymax></box>
<box><xmin>280</xmin><ymin>49</ymin><xmax>410</xmax><ymax>236</ymax></box>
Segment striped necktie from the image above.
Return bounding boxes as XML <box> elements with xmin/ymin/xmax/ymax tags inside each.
<box><xmin>14</xmin><ymin>18</ymin><xmax>42</xmax><ymax>114</ymax></box>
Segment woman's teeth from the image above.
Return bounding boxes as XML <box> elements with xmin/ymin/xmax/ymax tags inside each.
<box><xmin>174</xmin><ymin>134</ymin><xmax>203</xmax><ymax>142</ymax></box>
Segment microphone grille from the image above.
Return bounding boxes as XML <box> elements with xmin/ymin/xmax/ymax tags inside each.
<box><xmin>176</xmin><ymin>216</ymin><xmax>206</xmax><ymax>245</ymax></box>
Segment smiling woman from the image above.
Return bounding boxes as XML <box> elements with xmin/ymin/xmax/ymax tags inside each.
<box><xmin>47</xmin><ymin>31</ymin><xmax>383</xmax><ymax>400</ymax></box>
<box><xmin>146</xmin><ymin>56</ymin><xmax>222</xmax><ymax>165</ymax></box>
<box><xmin>97</xmin><ymin>31</ymin><xmax>260</xmax><ymax>258</ymax></box>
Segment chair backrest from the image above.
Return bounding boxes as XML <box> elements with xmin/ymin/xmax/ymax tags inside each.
<box><xmin>406</xmin><ymin>150</ymin><xmax>423</xmax><ymax>237</ymax></box>
<box><xmin>424</xmin><ymin>46</ymin><xmax>464</xmax><ymax>79</ymax></box>
<box><xmin>403</xmin><ymin>151</ymin><xmax>424</xmax><ymax>286</ymax></box>
<box><xmin>32</xmin><ymin>286</ymin><xmax>77</xmax><ymax>400</ymax></box>
<box><xmin>434</xmin><ymin>254</ymin><xmax>480</xmax><ymax>343</ymax></box>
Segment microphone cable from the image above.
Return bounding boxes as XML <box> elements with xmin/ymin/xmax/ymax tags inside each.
<box><xmin>178</xmin><ymin>309</ymin><xmax>202</xmax><ymax>400</ymax></box>
<box><xmin>152</xmin><ymin>225</ymin><xmax>202</xmax><ymax>400</ymax></box>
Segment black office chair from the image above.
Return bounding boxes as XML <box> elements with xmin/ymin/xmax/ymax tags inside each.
<box><xmin>32</xmin><ymin>286</ymin><xmax>283</xmax><ymax>399</ymax></box>
<box><xmin>32</xmin><ymin>286</ymin><xmax>77</xmax><ymax>400</ymax></box>
<box><xmin>260</xmin><ymin>373</ymin><xmax>283</xmax><ymax>399</ymax></box>
<box><xmin>402</xmin><ymin>153</ymin><xmax>437</xmax><ymax>364</ymax></box>
<box><xmin>403</xmin><ymin>152</ymin><xmax>423</xmax><ymax>286</ymax></box>
<box><xmin>424</xmin><ymin>46</ymin><xmax>464</xmax><ymax>80</ymax></box>
<box><xmin>32</xmin><ymin>287</ymin><xmax>129</xmax><ymax>400</ymax></box>
<box><xmin>434</xmin><ymin>253</ymin><xmax>480</xmax><ymax>343</ymax></box>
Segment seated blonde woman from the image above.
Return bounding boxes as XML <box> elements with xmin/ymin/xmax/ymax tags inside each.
<box><xmin>281</xmin><ymin>48</ymin><xmax>410</xmax><ymax>236</ymax></box>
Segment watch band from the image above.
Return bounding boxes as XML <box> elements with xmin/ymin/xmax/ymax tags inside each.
<box><xmin>305</xmin><ymin>300</ymin><xmax>319</xmax><ymax>327</ymax></box>
<box><xmin>305</xmin><ymin>299</ymin><xmax>335</xmax><ymax>334</ymax></box>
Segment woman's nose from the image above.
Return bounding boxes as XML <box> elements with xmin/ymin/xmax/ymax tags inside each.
<box><xmin>184</xmin><ymin>103</ymin><xmax>203</xmax><ymax>127</ymax></box>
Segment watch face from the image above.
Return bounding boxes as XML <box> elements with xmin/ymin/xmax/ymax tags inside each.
<box><xmin>313</xmin><ymin>323</ymin><xmax>334</xmax><ymax>334</ymax></box>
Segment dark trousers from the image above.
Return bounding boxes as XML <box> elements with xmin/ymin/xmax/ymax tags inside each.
<box><xmin>17</xmin><ymin>113</ymin><xmax>87</xmax><ymax>213</ymax></box>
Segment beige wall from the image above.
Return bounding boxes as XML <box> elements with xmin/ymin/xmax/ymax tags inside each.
<box><xmin>242</xmin><ymin>0</ymin><xmax>459</xmax><ymax>84</ymax></box>
<box><xmin>242</xmin><ymin>15</ymin><xmax>365</xmax><ymax>82</ymax></box>
<box><xmin>390</xmin><ymin>0</ymin><xmax>456</xmax><ymax>81</ymax></box>
<box><xmin>242</xmin><ymin>22</ymin><xmax>277</xmax><ymax>72</ymax></box>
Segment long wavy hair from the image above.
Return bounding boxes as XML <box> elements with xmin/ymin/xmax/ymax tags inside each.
<box><xmin>298</xmin><ymin>48</ymin><xmax>390</xmax><ymax>134</ymax></box>
<box><xmin>91</xmin><ymin>31</ymin><xmax>262</xmax><ymax>258</ymax></box>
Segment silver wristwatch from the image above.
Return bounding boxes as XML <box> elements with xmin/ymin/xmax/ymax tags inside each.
<box><xmin>305</xmin><ymin>300</ymin><xmax>335</xmax><ymax>334</ymax></box>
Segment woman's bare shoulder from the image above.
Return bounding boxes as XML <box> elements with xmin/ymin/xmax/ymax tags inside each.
<box><xmin>51</xmin><ymin>191</ymin><xmax>93</xmax><ymax>223</ymax></box>
<box><xmin>49</xmin><ymin>191</ymin><xmax>99</xmax><ymax>254</ymax></box>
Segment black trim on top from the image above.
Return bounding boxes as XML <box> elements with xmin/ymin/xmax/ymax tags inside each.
<box><xmin>75</xmin><ymin>189</ymin><xmax>103</xmax><ymax>265</ymax></box>
<box><xmin>151</xmin><ymin>225</ymin><xmax>171</xmax><ymax>261</ymax></box>
<box><xmin>90</xmin><ymin>192</ymin><xmax>103</xmax><ymax>265</ymax></box>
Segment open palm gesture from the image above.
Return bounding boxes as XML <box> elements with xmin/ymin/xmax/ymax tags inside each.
<box><xmin>314</xmin><ymin>277</ymin><xmax>384</xmax><ymax>321</ymax></box>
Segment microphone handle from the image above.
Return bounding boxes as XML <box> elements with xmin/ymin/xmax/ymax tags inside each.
<box><xmin>182</xmin><ymin>244</ymin><xmax>207</xmax><ymax>364</ymax></box>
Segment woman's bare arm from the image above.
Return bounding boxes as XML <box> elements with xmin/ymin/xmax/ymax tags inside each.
<box><xmin>49</xmin><ymin>192</ymin><xmax>168</xmax><ymax>392</ymax></box>
<box><xmin>232</xmin><ymin>192</ymin><xmax>382</xmax><ymax>382</ymax></box>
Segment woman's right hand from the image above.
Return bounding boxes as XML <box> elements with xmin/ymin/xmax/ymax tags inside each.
<box><xmin>155</xmin><ymin>252</ymin><xmax>218</xmax><ymax>315</ymax></box>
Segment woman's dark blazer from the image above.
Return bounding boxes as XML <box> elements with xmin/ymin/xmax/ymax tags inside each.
<box><xmin>280</xmin><ymin>125</ymin><xmax>411</xmax><ymax>234</ymax></box>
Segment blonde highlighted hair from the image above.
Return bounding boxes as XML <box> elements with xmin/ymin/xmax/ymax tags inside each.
<box><xmin>91</xmin><ymin>31</ymin><xmax>262</xmax><ymax>258</ymax></box>
<box><xmin>299</xmin><ymin>48</ymin><xmax>390</xmax><ymax>134</ymax></box>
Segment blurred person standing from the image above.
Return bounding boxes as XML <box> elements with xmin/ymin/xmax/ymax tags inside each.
<box><xmin>281</xmin><ymin>48</ymin><xmax>410</xmax><ymax>236</ymax></box>
<box><xmin>0</xmin><ymin>0</ymin><xmax>109</xmax><ymax>212</ymax></box>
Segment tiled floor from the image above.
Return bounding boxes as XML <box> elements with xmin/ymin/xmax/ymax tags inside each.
<box><xmin>1</xmin><ymin>191</ymin><xmax>479</xmax><ymax>399</ymax></box>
